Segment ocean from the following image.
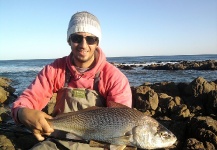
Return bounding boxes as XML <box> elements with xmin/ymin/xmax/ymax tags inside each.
<box><xmin>0</xmin><ymin>54</ymin><xmax>216</xmax><ymax>96</ymax></box>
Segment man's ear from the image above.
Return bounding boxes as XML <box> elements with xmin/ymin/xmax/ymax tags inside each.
<box><xmin>68</xmin><ymin>40</ymin><xmax>71</xmax><ymax>46</ymax></box>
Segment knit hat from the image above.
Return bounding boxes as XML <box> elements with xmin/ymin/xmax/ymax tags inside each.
<box><xmin>67</xmin><ymin>11</ymin><xmax>101</xmax><ymax>43</ymax></box>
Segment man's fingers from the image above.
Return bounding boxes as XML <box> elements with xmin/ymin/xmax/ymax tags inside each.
<box><xmin>42</xmin><ymin>132</ymin><xmax>52</xmax><ymax>136</ymax></box>
<box><xmin>42</xmin><ymin>123</ymin><xmax>54</xmax><ymax>133</ymax></box>
<box><xmin>33</xmin><ymin>130</ymin><xmax>45</xmax><ymax>141</ymax></box>
<box><xmin>34</xmin><ymin>133</ymin><xmax>45</xmax><ymax>141</ymax></box>
<box><xmin>40</xmin><ymin>114</ymin><xmax>54</xmax><ymax>133</ymax></box>
<box><xmin>43</xmin><ymin>112</ymin><xmax>53</xmax><ymax>119</ymax></box>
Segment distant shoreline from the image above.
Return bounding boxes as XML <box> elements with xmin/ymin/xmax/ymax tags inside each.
<box><xmin>0</xmin><ymin>54</ymin><xmax>216</xmax><ymax>61</ymax></box>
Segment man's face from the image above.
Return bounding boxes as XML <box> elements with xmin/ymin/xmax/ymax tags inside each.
<box><xmin>69</xmin><ymin>32</ymin><xmax>98</xmax><ymax>66</ymax></box>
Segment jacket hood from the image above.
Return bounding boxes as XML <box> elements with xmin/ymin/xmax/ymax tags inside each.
<box><xmin>66</xmin><ymin>47</ymin><xmax>106</xmax><ymax>80</ymax></box>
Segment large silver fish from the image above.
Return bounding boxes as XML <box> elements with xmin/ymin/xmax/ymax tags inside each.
<box><xmin>47</xmin><ymin>101</ymin><xmax>177</xmax><ymax>149</ymax></box>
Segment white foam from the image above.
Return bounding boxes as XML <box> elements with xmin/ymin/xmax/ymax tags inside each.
<box><xmin>0</xmin><ymin>66</ymin><xmax>43</xmax><ymax>73</ymax></box>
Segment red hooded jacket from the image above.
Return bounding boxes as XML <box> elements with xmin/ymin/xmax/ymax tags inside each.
<box><xmin>11</xmin><ymin>48</ymin><xmax>132</xmax><ymax>123</ymax></box>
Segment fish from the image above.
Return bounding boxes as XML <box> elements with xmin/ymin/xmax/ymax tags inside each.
<box><xmin>47</xmin><ymin>101</ymin><xmax>177</xmax><ymax>149</ymax></box>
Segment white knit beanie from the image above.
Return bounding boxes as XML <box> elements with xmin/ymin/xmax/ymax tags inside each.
<box><xmin>67</xmin><ymin>11</ymin><xmax>101</xmax><ymax>43</ymax></box>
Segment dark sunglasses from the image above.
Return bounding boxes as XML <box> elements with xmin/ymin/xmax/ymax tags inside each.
<box><xmin>70</xmin><ymin>34</ymin><xmax>99</xmax><ymax>45</ymax></box>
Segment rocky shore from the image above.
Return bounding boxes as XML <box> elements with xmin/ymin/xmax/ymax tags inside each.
<box><xmin>0</xmin><ymin>74</ymin><xmax>217</xmax><ymax>149</ymax></box>
<box><xmin>115</xmin><ymin>60</ymin><xmax>217</xmax><ymax>70</ymax></box>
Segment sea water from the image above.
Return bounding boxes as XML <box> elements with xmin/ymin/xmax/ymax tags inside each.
<box><xmin>0</xmin><ymin>54</ymin><xmax>216</xmax><ymax>95</ymax></box>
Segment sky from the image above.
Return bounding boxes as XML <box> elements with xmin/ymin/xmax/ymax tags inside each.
<box><xmin>0</xmin><ymin>0</ymin><xmax>217</xmax><ymax>60</ymax></box>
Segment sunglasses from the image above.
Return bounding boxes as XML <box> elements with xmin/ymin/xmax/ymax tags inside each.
<box><xmin>70</xmin><ymin>34</ymin><xmax>99</xmax><ymax>45</ymax></box>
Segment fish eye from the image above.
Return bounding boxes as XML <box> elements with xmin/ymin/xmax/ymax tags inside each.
<box><xmin>160</xmin><ymin>131</ymin><xmax>171</xmax><ymax>139</ymax></box>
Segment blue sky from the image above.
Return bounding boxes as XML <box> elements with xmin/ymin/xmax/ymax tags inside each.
<box><xmin>0</xmin><ymin>0</ymin><xmax>217</xmax><ymax>60</ymax></box>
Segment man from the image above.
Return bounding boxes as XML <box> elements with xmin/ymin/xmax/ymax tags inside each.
<box><xmin>11</xmin><ymin>11</ymin><xmax>132</xmax><ymax>149</ymax></box>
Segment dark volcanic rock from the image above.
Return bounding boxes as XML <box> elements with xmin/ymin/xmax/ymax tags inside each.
<box><xmin>187</xmin><ymin>116</ymin><xmax>217</xmax><ymax>148</ymax></box>
<box><xmin>0</xmin><ymin>77</ymin><xmax>16</xmax><ymax>104</ymax></box>
<box><xmin>132</xmin><ymin>76</ymin><xmax>217</xmax><ymax>149</ymax></box>
<box><xmin>1</xmin><ymin>76</ymin><xmax>217</xmax><ymax>149</ymax></box>
<box><xmin>142</xmin><ymin>60</ymin><xmax>217</xmax><ymax>70</ymax></box>
<box><xmin>184</xmin><ymin>77</ymin><xmax>216</xmax><ymax>97</ymax></box>
<box><xmin>117</xmin><ymin>65</ymin><xmax>134</xmax><ymax>70</ymax></box>
<box><xmin>205</xmin><ymin>90</ymin><xmax>217</xmax><ymax>115</ymax></box>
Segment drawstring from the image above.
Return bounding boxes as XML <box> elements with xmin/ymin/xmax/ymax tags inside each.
<box><xmin>64</xmin><ymin>67</ymin><xmax>84</xmax><ymax>87</ymax></box>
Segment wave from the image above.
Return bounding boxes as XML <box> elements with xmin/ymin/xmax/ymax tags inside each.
<box><xmin>0</xmin><ymin>54</ymin><xmax>216</xmax><ymax>95</ymax></box>
<box><xmin>0</xmin><ymin>66</ymin><xmax>43</xmax><ymax>73</ymax></box>
<box><xmin>111</xmin><ymin>61</ymin><xmax>179</xmax><ymax>67</ymax></box>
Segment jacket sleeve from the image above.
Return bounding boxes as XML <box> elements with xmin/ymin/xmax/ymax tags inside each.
<box><xmin>11</xmin><ymin>59</ymin><xmax>65</xmax><ymax>123</ymax></box>
<box><xmin>100</xmin><ymin>63</ymin><xmax>132</xmax><ymax>108</ymax></box>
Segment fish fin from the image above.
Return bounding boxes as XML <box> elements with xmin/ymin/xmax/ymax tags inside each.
<box><xmin>125</xmin><ymin>131</ymin><xmax>132</xmax><ymax>136</ymax></box>
<box><xmin>66</xmin><ymin>133</ymin><xmax>83</xmax><ymax>140</ymax></box>
<box><xmin>108</xmin><ymin>135</ymin><xmax>132</xmax><ymax>146</ymax></box>
<box><xmin>107</xmin><ymin>101</ymin><xmax>130</xmax><ymax>108</ymax></box>
<box><xmin>110</xmin><ymin>145</ymin><xmax>126</xmax><ymax>150</ymax></box>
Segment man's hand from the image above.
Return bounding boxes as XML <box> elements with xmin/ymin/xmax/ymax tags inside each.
<box><xmin>18</xmin><ymin>108</ymin><xmax>54</xmax><ymax>141</ymax></box>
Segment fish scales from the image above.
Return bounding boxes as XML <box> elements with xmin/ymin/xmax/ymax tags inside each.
<box><xmin>47</xmin><ymin>105</ymin><xmax>177</xmax><ymax>149</ymax></box>
<box><xmin>50</xmin><ymin>107</ymin><xmax>144</xmax><ymax>141</ymax></box>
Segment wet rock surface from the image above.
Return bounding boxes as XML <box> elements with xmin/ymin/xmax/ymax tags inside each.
<box><xmin>1</xmin><ymin>76</ymin><xmax>217</xmax><ymax>149</ymax></box>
